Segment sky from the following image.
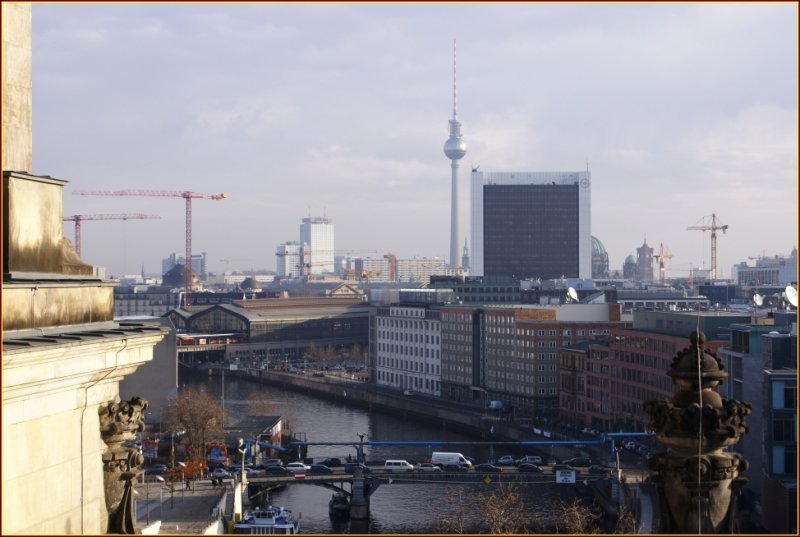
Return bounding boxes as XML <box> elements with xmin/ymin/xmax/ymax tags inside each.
<box><xmin>31</xmin><ymin>3</ymin><xmax>798</xmax><ymax>279</ymax></box>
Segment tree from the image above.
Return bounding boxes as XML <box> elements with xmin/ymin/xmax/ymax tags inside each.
<box><xmin>350</xmin><ymin>344</ymin><xmax>365</xmax><ymax>365</ymax></box>
<box><xmin>161</xmin><ymin>387</ymin><xmax>225</xmax><ymax>464</ymax></box>
<box><xmin>552</xmin><ymin>498</ymin><xmax>602</xmax><ymax>534</ymax></box>
<box><xmin>435</xmin><ymin>487</ymin><xmax>471</xmax><ymax>533</ymax></box>
<box><xmin>613</xmin><ymin>505</ymin><xmax>636</xmax><ymax>534</ymax></box>
<box><xmin>481</xmin><ymin>484</ymin><xmax>533</xmax><ymax>534</ymax></box>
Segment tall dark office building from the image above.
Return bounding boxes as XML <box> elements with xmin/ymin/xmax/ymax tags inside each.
<box><xmin>470</xmin><ymin>171</ymin><xmax>591</xmax><ymax>280</ymax></box>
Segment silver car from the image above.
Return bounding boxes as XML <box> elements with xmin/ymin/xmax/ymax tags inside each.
<box><xmin>285</xmin><ymin>462</ymin><xmax>310</xmax><ymax>473</ymax></box>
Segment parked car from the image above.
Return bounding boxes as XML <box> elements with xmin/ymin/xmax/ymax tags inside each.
<box><xmin>259</xmin><ymin>459</ymin><xmax>284</xmax><ymax>468</ymax></box>
<box><xmin>553</xmin><ymin>464</ymin><xmax>577</xmax><ymax>473</ymax></box>
<box><xmin>285</xmin><ymin>462</ymin><xmax>311</xmax><ymax>473</ymax></box>
<box><xmin>563</xmin><ymin>457</ymin><xmax>592</xmax><ymax>467</ymax></box>
<box><xmin>344</xmin><ymin>462</ymin><xmax>371</xmax><ymax>474</ymax></box>
<box><xmin>517</xmin><ymin>463</ymin><xmax>543</xmax><ymax>473</ymax></box>
<box><xmin>265</xmin><ymin>466</ymin><xmax>290</xmax><ymax>476</ymax></box>
<box><xmin>384</xmin><ymin>460</ymin><xmax>415</xmax><ymax>473</ymax></box>
<box><xmin>442</xmin><ymin>464</ymin><xmax>469</xmax><ymax>473</ymax></box>
<box><xmin>318</xmin><ymin>458</ymin><xmax>342</xmax><ymax>467</ymax></box>
<box><xmin>516</xmin><ymin>455</ymin><xmax>543</xmax><ymax>465</ymax></box>
<box><xmin>308</xmin><ymin>464</ymin><xmax>333</xmax><ymax>475</ymax></box>
<box><xmin>496</xmin><ymin>455</ymin><xmax>516</xmax><ymax>466</ymax></box>
<box><xmin>212</xmin><ymin>468</ymin><xmax>230</xmax><ymax>479</ymax></box>
<box><xmin>473</xmin><ymin>463</ymin><xmax>502</xmax><ymax>473</ymax></box>
<box><xmin>588</xmin><ymin>465</ymin><xmax>611</xmax><ymax>476</ymax></box>
<box><xmin>416</xmin><ymin>463</ymin><xmax>442</xmax><ymax>472</ymax></box>
<box><xmin>144</xmin><ymin>464</ymin><xmax>167</xmax><ymax>475</ymax></box>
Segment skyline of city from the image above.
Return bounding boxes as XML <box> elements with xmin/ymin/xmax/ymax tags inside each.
<box><xmin>31</xmin><ymin>3</ymin><xmax>797</xmax><ymax>278</ymax></box>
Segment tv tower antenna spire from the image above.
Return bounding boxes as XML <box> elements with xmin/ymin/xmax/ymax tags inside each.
<box><xmin>444</xmin><ymin>39</ymin><xmax>467</xmax><ymax>269</ymax></box>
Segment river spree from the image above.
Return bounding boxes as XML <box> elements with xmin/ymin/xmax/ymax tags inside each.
<box><xmin>184</xmin><ymin>370</ymin><xmax>573</xmax><ymax>533</ymax></box>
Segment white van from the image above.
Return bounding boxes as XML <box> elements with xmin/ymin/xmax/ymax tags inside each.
<box><xmin>384</xmin><ymin>460</ymin><xmax>415</xmax><ymax>473</ymax></box>
<box><xmin>431</xmin><ymin>452</ymin><xmax>473</xmax><ymax>468</ymax></box>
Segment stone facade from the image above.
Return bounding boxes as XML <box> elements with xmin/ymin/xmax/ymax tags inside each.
<box><xmin>3</xmin><ymin>330</ymin><xmax>165</xmax><ymax>534</ymax></box>
<box><xmin>1</xmin><ymin>2</ymin><xmax>32</xmax><ymax>173</ymax></box>
<box><xmin>2</xmin><ymin>9</ymin><xmax>167</xmax><ymax>532</ymax></box>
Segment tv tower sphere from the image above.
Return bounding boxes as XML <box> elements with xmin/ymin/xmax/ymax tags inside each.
<box><xmin>444</xmin><ymin>132</ymin><xmax>467</xmax><ymax>160</ymax></box>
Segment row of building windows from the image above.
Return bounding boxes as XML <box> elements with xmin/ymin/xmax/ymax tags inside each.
<box><xmin>378</xmin><ymin>317</ymin><xmax>438</xmax><ymax>329</ymax></box>
<box><xmin>377</xmin><ymin>358</ymin><xmax>441</xmax><ymax>375</ymax></box>
<box><xmin>377</xmin><ymin>370</ymin><xmax>441</xmax><ymax>391</ymax></box>
<box><xmin>377</xmin><ymin>345</ymin><xmax>441</xmax><ymax>359</ymax></box>
<box><xmin>378</xmin><ymin>331</ymin><xmax>440</xmax><ymax>344</ymax></box>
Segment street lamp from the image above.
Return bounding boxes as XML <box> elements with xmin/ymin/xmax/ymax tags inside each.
<box><xmin>155</xmin><ymin>475</ymin><xmax>165</xmax><ymax>520</ymax></box>
<box><xmin>356</xmin><ymin>433</ymin><xmax>367</xmax><ymax>464</ymax></box>
<box><xmin>238</xmin><ymin>438</ymin><xmax>248</xmax><ymax>486</ymax></box>
<box><xmin>178</xmin><ymin>461</ymin><xmax>186</xmax><ymax>500</ymax></box>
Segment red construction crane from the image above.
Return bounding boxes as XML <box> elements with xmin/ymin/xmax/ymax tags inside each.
<box><xmin>63</xmin><ymin>213</ymin><xmax>161</xmax><ymax>256</ymax></box>
<box><xmin>73</xmin><ymin>190</ymin><xmax>227</xmax><ymax>305</ymax></box>
<box><xmin>687</xmin><ymin>213</ymin><xmax>728</xmax><ymax>281</ymax></box>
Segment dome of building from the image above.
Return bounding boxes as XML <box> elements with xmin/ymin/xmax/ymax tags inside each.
<box><xmin>625</xmin><ymin>254</ymin><xmax>636</xmax><ymax>264</ymax></box>
<box><xmin>162</xmin><ymin>264</ymin><xmax>201</xmax><ymax>290</ymax></box>
<box><xmin>592</xmin><ymin>236</ymin><xmax>608</xmax><ymax>257</ymax></box>
<box><xmin>240</xmin><ymin>276</ymin><xmax>262</xmax><ymax>291</ymax></box>
<box><xmin>591</xmin><ymin>236</ymin><xmax>610</xmax><ymax>279</ymax></box>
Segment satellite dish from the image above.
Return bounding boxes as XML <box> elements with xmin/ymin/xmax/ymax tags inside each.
<box><xmin>785</xmin><ymin>285</ymin><xmax>798</xmax><ymax>308</ymax></box>
<box><xmin>753</xmin><ymin>293</ymin><xmax>764</xmax><ymax>307</ymax></box>
<box><xmin>567</xmin><ymin>287</ymin><xmax>579</xmax><ymax>303</ymax></box>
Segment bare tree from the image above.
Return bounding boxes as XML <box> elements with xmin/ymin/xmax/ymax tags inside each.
<box><xmin>552</xmin><ymin>498</ymin><xmax>602</xmax><ymax>534</ymax></box>
<box><xmin>322</xmin><ymin>345</ymin><xmax>336</xmax><ymax>368</ymax></box>
<box><xmin>435</xmin><ymin>487</ymin><xmax>471</xmax><ymax>534</ymax></box>
<box><xmin>614</xmin><ymin>505</ymin><xmax>636</xmax><ymax>533</ymax></box>
<box><xmin>481</xmin><ymin>484</ymin><xmax>533</xmax><ymax>534</ymax></box>
<box><xmin>350</xmin><ymin>344</ymin><xmax>365</xmax><ymax>366</ymax></box>
<box><xmin>162</xmin><ymin>387</ymin><xmax>225</xmax><ymax>463</ymax></box>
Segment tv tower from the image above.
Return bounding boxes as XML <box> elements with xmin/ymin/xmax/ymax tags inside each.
<box><xmin>443</xmin><ymin>39</ymin><xmax>467</xmax><ymax>269</ymax></box>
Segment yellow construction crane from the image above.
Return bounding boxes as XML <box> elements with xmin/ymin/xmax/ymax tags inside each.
<box><xmin>653</xmin><ymin>243</ymin><xmax>674</xmax><ymax>284</ymax></box>
<box><xmin>687</xmin><ymin>213</ymin><xmax>728</xmax><ymax>281</ymax></box>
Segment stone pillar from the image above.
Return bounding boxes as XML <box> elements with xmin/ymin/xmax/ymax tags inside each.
<box><xmin>645</xmin><ymin>331</ymin><xmax>751</xmax><ymax>533</ymax></box>
<box><xmin>99</xmin><ymin>397</ymin><xmax>148</xmax><ymax>534</ymax></box>
<box><xmin>349</xmin><ymin>468</ymin><xmax>370</xmax><ymax>520</ymax></box>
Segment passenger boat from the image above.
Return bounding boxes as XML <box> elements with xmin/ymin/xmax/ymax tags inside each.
<box><xmin>328</xmin><ymin>491</ymin><xmax>351</xmax><ymax>519</ymax></box>
<box><xmin>232</xmin><ymin>506</ymin><xmax>300</xmax><ymax>534</ymax></box>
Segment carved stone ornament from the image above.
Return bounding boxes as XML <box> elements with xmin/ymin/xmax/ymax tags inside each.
<box><xmin>99</xmin><ymin>397</ymin><xmax>148</xmax><ymax>533</ymax></box>
<box><xmin>645</xmin><ymin>331</ymin><xmax>751</xmax><ymax>533</ymax></box>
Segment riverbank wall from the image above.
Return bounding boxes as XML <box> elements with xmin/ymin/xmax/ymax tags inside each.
<box><xmin>186</xmin><ymin>364</ymin><xmax>585</xmax><ymax>462</ymax></box>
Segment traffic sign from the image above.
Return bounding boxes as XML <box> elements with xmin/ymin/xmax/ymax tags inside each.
<box><xmin>556</xmin><ymin>470</ymin><xmax>576</xmax><ymax>484</ymax></box>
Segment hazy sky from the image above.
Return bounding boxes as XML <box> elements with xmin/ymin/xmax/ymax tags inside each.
<box><xmin>32</xmin><ymin>3</ymin><xmax>797</xmax><ymax>278</ymax></box>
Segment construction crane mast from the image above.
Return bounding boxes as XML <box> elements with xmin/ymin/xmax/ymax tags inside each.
<box><xmin>652</xmin><ymin>243</ymin><xmax>674</xmax><ymax>284</ymax></box>
<box><xmin>63</xmin><ymin>213</ymin><xmax>161</xmax><ymax>256</ymax></box>
<box><xmin>73</xmin><ymin>189</ymin><xmax>227</xmax><ymax>305</ymax></box>
<box><xmin>687</xmin><ymin>213</ymin><xmax>728</xmax><ymax>281</ymax></box>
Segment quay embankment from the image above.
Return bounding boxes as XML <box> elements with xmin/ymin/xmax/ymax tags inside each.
<box><xmin>186</xmin><ymin>364</ymin><xmax>594</xmax><ymax>463</ymax></box>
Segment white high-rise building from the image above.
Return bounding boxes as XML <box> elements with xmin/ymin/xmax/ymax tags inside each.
<box><xmin>374</xmin><ymin>301</ymin><xmax>442</xmax><ymax>396</ymax></box>
<box><xmin>300</xmin><ymin>217</ymin><xmax>335</xmax><ymax>274</ymax></box>
<box><xmin>276</xmin><ymin>241</ymin><xmax>303</xmax><ymax>278</ymax></box>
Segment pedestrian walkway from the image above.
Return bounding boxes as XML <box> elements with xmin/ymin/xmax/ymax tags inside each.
<box><xmin>135</xmin><ymin>479</ymin><xmax>229</xmax><ymax>534</ymax></box>
<box><xmin>632</xmin><ymin>482</ymin><xmax>656</xmax><ymax>533</ymax></box>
